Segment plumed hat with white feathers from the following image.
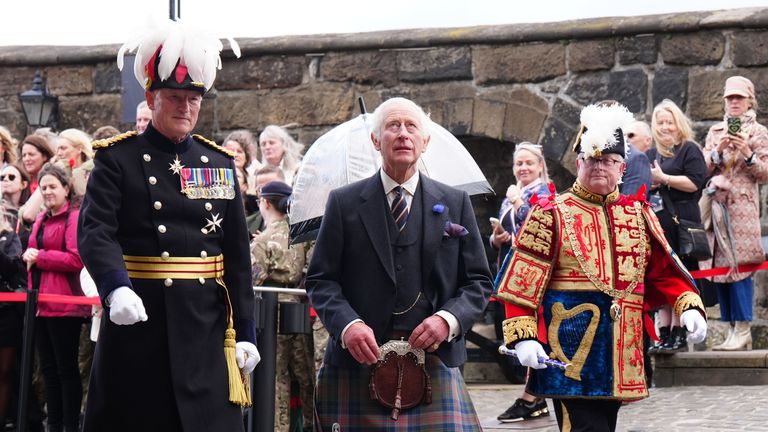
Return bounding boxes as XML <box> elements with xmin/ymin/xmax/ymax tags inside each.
<box><xmin>117</xmin><ymin>19</ymin><xmax>240</xmax><ymax>93</ymax></box>
<box><xmin>572</xmin><ymin>102</ymin><xmax>635</xmax><ymax>158</ymax></box>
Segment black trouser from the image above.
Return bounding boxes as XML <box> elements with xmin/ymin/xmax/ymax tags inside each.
<box><xmin>35</xmin><ymin>317</ymin><xmax>83</xmax><ymax>429</ymax></box>
<box><xmin>553</xmin><ymin>398</ymin><xmax>621</xmax><ymax>432</ymax></box>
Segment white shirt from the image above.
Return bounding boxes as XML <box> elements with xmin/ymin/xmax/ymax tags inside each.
<box><xmin>340</xmin><ymin>170</ymin><xmax>460</xmax><ymax>348</ymax></box>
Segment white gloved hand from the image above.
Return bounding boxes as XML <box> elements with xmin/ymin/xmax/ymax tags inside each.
<box><xmin>506</xmin><ymin>184</ymin><xmax>521</xmax><ymax>203</ymax></box>
<box><xmin>514</xmin><ymin>340</ymin><xmax>548</xmax><ymax>369</ymax></box>
<box><xmin>107</xmin><ymin>286</ymin><xmax>148</xmax><ymax>325</ymax></box>
<box><xmin>235</xmin><ymin>341</ymin><xmax>261</xmax><ymax>375</ymax></box>
<box><xmin>680</xmin><ymin>309</ymin><xmax>707</xmax><ymax>344</ymax></box>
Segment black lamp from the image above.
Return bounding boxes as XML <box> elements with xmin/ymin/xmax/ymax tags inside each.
<box><xmin>18</xmin><ymin>70</ymin><xmax>58</xmax><ymax>130</ymax></box>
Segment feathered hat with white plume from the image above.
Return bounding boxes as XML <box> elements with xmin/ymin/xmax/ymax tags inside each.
<box><xmin>572</xmin><ymin>103</ymin><xmax>635</xmax><ymax>158</ymax></box>
<box><xmin>117</xmin><ymin>18</ymin><xmax>241</xmax><ymax>93</ymax></box>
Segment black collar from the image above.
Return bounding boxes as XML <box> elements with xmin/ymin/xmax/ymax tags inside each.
<box><xmin>143</xmin><ymin>122</ymin><xmax>193</xmax><ymax>154</ymax></box>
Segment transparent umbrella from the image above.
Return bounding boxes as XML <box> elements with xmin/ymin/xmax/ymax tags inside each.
<box><xmin>289</xmin><ymin>113</ymin><xmax>493</xmax><ymax>243</ymax></box>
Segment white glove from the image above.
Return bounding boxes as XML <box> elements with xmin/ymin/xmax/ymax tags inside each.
<box><xmin>235</xmin><ymin>341</ymin><xmax>260</xmax><ymax>375</ymax></box>
<box><xmin>506</xmin><ymin>184</ymin><xmax>521</xmax><ymax>203</ymax></box>
<box><xmin>107</xmin><ymin>286</ymin><xmax>148</xmax><ymax>325</ymax></box>
<box><xmin>514</xmin><ymin>340</ymin><xmax>548</xmax><ymax>369</ymax></box>
<box><xmin>680</xmin><ymin>309</ymin><xmax>707</xmax><ymax>344</ymax></box>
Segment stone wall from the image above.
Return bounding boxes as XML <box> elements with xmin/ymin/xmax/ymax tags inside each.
<box><xmin>1</xmin><ymin>8</ymin><xmax>768</xmax><ymax>314</ymax></box>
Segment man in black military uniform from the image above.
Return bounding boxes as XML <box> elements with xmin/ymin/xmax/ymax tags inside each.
<box><xmin>78</xmin><ymin>19</ymin><xmax>257</xmax><ymax>432</ymax></box>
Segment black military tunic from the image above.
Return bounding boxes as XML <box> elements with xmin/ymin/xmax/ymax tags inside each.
<box><xmin>78</xmin><ymin>123</ymin><xmax>255</xmax><ymax>432</ymax></box>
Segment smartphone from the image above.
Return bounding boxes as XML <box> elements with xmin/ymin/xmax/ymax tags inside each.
<box><xmin>489</xmin><ymin>217</ymin><xmax>500</xmax><ymax>227</ymax></box>
<box><xmin>727</xmin><ymin>117</ymin><xmax>741</xmax><ymax>136</ymax></box>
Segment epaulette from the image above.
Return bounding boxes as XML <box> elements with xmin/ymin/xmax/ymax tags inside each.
<box><xmin>193</xmin><ymin>134</ymin><xmax>235</xmax><ymax>158</ymax></box>
<box><xmin>92</xmin><ymin>131</ymin><xmax>138</xmax><ymax>150</ymax></box>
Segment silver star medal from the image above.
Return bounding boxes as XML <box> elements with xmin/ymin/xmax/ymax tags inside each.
<box><xmin>169</xmin><ymin>155</ymin><xmax>185</xmax><ymax>175</ymax></box>
<box><xmin>202</xmin><ymin>213</ymin><xmax>222</xmax><ymax>234</ymax></box>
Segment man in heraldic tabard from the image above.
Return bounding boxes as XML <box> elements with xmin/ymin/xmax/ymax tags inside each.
<box><xmin>496</xmin><ymin>102</ymin><xmax>708</xmax><ymax>432</ymax></box>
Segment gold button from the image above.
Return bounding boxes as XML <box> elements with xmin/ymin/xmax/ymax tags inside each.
<box><xmin>158</xmin><ymin>225</ymin><xmax>167</xmax><ymax>233</ymax></box>
<box><xmin>201</xmin><ymin>156</ymin><xmax>209</xmax><ymax>163</ymax></box>
<box><xmin>161</xmin><ymin>251</ymin><xmax>170</xmax><ymax>260</ymax></box>
<box><xmin>149</xmin><ymin>176</ymin><xmax>157</xmax><ymax>185</ymax></box>
<box><xmin>154</xmin><ymin>201</ymin><xmax>162</xmax><ymax>210</ymax></box>
<box><xmin>164</xmin><ymin>278</ymin><xmax>173</xmax><ymax>287</ymax></box>
<box><xmin>199</xmin><ymin>277</ymin><xmax>205</xmax><ymax>285</ymax></box>
<box><xmin>205</xmin><ymin>202</ymin><xmax>212</xmax><ymax>211</ymax></box>
<box><xmin>143</xmin><ymin>154</ymin><xmax>151</xmax><ymax>162</ymax></box>
<box><xmin>200</xmin><ymin>251</ymin><xmax>208</xmax><ymax>259</ymax></box>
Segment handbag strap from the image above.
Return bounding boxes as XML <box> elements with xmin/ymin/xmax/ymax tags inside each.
<box><xmin>654</xmin><ymin>151</ymin><xmax>680</xmax><ymax>224</ymax></box>
<box><xmin>657</xmin><ymin>188</ymin><xmax>679</xmax><ymax>223</ymax></box>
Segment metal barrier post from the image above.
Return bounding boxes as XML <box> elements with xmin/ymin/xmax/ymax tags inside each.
<box><xmin>17</xmin><ymin>289</ymin><xmax>38</xmax><ymax>432</ymax></box>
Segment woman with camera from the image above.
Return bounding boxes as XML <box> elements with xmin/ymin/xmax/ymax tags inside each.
<box><xmin>702</xmin><ymin>76</ymin><xmax>768</xmax><ymax>351</ymax></box>
<box><xmin>646</xmin><ymin>99</ymin><xmax>708</xmax><ymax>354</ymax></box>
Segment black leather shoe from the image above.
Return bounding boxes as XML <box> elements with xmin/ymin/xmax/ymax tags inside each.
<box><xmin>657</xmin><ymin>326</ymin><xmax>686</xmax><ymax>354</ymax></box>
<box><xmin>497</xmin><ymin>398</ymin><xmax>549</xmax><ymax>423</ymax></box>
<box><xmin>648</xmin><ymin>326</ymin><xmax>670</xmax><ymax>354</ymax></box>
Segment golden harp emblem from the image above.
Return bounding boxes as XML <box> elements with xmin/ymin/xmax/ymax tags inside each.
<box><xmin>548</xmin><ymin>302</ymin><xmax>600</xmax><ymax>381</ymax></box>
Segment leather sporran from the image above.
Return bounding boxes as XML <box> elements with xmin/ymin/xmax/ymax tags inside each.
<box><xmin>676</xmin><ymin>218</ymin><xmax>712</xmax><ymax>261</ymax></box>
<box><xmin>369</xmin><ymin>340</ymin><xmax>432</xmax><ymax>420</ymax></box>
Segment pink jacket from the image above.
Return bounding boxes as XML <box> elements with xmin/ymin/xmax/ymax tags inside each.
<box><xmin>27</xmin><ymin>202</ymin><xmax>89</xmax><ymax>317</ymax></box>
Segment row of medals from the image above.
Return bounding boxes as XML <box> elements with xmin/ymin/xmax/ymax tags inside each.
<box><xmin>170</xmin><ymin>155</ymin><xmax>236</xmax><ymax>200</ymax></box>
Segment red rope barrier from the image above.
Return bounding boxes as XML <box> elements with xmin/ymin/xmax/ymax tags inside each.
<box><xmin>0</xmin><ymin>292</ymin><xmax>101</xmax><ymax>305</ymax></box>
<box><xmin>0</xmin><ymin>261</ymin><xmax>765</xmax><ymax>308</ymax></box>
<box><xmin>689</xmin><ymin>261</ymin><xmax>768</xmax><ymax>279</ymax></box>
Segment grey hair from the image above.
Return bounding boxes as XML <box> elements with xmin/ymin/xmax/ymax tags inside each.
<box><xmin>628</xmin><ymin>120</ymin><xmax>652</xmax><ymax>138</ymax></box>
<box><xmin>369</xmin><ymin>97</ymin><xmax>431</xmax><ymax>141</ymax></box>
<box><xmin>259</xmin><ymin>125</ymin><xmax>304</xmax><ymax>173</ymax></box>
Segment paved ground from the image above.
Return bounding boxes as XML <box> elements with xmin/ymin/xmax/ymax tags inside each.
<box><xmin>468</xmin><ymin>383</ymin><xmax>768</xmax><ymax>431</ymax></box>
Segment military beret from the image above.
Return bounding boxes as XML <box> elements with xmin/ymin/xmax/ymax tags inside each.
<box><xmin>260</xmin><ymin>181</ymin><xmax>292</xmax><ymax>199</ymax></box>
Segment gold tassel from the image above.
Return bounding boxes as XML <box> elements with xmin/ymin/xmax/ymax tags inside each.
<box><xmin>225</xmin><ymin>324</ymin><xmax>252</xmax><ymax>407</ymax></box>
<box><xmin>218</xmin><ymin>277</ymin><xmax>252</xmax><ymax>407</ymax></box>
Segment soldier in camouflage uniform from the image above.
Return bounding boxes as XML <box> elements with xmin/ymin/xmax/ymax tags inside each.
<box><xmin>251</xmin><ymin>181</ymin><xmax>314</xmax><ymax>432</ymax></box>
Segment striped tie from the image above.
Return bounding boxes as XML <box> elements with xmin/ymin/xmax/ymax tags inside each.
<box><xmin>391</xmin><ymin>186</ymin><xmax>409</xmax><ymax>232</ymax></box>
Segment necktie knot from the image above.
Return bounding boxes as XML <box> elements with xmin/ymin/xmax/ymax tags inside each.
<box><xmin>391</xmin><ymin>186</ymin><xmax>409</xmax><ymax>232</ymax></box>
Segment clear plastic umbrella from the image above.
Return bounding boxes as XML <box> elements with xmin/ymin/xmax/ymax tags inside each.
<box><xmin>289</xmin><ymin>114</ymin><xmax>493</xmax><ymax>243</ymax></box>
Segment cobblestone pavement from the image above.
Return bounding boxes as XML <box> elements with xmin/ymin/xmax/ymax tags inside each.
<box><xmin>468</xmin><ymin>384</ymin><xmax>768</xmax><ymax>431</ymax></box>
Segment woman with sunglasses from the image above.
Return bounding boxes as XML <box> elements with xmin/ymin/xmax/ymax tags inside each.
<box><xmin>1</xmin><ymin>163</ymin><xmax>31</xmax><ymax>231</ymax></box>
<box><xmin>0</xmin><ymin>204</ymin><xmax>26</xmax><ymax>430</ymax></box>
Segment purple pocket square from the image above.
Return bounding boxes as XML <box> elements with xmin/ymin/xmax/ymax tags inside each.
<box><xmin>443</xmin><ymin>221</ymin><xmax>469</xmax><ymax>238</ymax></box>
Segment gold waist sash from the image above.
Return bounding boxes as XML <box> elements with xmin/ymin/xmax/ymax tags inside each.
<box><xmin>123</xmin><ymin>254</ymin><xmax>224</xmax><ymax>279</ymax></box>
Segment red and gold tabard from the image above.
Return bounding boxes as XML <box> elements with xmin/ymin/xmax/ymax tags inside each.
<box><xmin>496</xmin><ymin>182</ymin><xmax>704</xmax><ymax>400</ymax></box>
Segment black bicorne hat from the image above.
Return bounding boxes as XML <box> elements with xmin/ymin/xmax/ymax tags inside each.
<box><xmin>572</xmin><ymin>103</ymin><xmax>634</xmax><ymax>158</ymax></box>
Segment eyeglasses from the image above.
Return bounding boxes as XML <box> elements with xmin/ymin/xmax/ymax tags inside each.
<box><xmin>582</xmin><ymin>157</ymin><xmax>623</xmax><ymax>168</ymax></box>
<box><xmin>0</xmin><ymin>174</ymin><xmax>16</xmax><ymax>181</ymax></box>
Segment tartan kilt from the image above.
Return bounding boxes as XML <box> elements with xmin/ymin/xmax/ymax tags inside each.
<box><xmin>314</xmin><ymin>355</ymin><xmax>480</xmax><ymax>431</ymax></box>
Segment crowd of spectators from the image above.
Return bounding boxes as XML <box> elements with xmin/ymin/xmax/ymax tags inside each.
<box><xmin>0</xmin><ymin>74</ymin><xmax>765</xmax><ymax>431</ymax></box>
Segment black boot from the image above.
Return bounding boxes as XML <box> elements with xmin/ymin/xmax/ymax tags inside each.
<box><xmin>658</xmin><ymin>326</ymin><xmax>686</xmax><ymax>354</ymax></box>
<box><xmin>648</xmin><ymin>326</ymin><xmax>670</xmax><ymax>354</ymax></box>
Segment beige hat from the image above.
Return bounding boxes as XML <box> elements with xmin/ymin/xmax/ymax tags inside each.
<box><xmin>723</xmin><ymin>76</ymin><xmax>755</xmax><ymax>99</ymax></box>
